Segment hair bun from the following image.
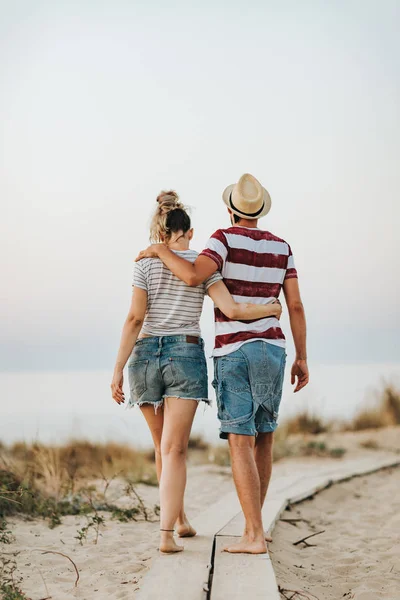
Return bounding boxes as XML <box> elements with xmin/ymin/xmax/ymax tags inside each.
<box><xmin>156</xmin><ymin>190</ymin><xmax>179</xmax><ymax>205</ymax></box>
<box><xmin>150</xmin><ymin>190</ymin><xmax>190</xmax><ymax>243</ymax></box>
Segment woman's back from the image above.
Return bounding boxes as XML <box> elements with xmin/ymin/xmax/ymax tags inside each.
<box><xmin>134</xmin><ymin>249</ymin><xmax>221</xmax><ymax>337</ymax></box>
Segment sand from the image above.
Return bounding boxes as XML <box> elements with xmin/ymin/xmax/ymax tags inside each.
<box><xmin>7</xmin><ymin>465</ymin><xmax>234</xmax><ymax>600</ymax></box>
<box><xmin>271</xmin><ymin>465</ymin><xmax>400</xmax><ymax>600</ymax></box>
<box><xmin>5</xmin><ymin>427</ymin><xmax>400</xmax><ymax>599</ymax></box>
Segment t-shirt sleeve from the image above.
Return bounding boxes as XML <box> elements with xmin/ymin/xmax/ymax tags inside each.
<box><xmin>285</xmin><ymin>244</ymin><xmax>298</xmax><ymax>280</ymax></box>
<box><xmin>199</xmin><ymin>230</ymin><xmax>229</xmax><ymax>272</ymax></box>
<box><xmin>204</xmin><ymin>270</ymin><xmax>223</xmax><ymax>291</ymax></box>
<box><xmin>133</xmin><ymin>262</ymin><xmax>147</xmax><ymax>291</ymax></box>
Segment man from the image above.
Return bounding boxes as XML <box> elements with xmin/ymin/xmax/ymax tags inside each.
<box><xmin>137</xmin><ymin>173</ymin><xmax>308</xmax><ymax>554</ymax></box>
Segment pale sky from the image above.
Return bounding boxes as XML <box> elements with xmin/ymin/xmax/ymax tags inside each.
<box><xmin>1</xmin><ymin>0</ymin><xmax>399</xmax><ymax>371</ymax></box>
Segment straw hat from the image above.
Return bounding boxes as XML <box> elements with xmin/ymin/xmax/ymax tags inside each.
<box><xmin>222</xmin><ymin>173</ymin><xmax>271</xmax><ymax>220</ymax></box>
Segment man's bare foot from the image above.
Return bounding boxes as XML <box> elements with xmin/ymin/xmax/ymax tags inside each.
<box><xmin>176</xmin><ymin>519</ymin><xmax>197</xmax><ymax>538</ymax></box>
<box><xmin>224</xmin><ymin>536</ymin><xmax>267</xmax><ymax>554</ymax></box>
<box><xmin>159</xmin><ymin>533</ymin><xmax>184</xmax><ymax>554</ymax></box>
<box><xmin>243</xmin><ymin>530</ymin><xmax>272</xmax><ymax>543</ymax></box>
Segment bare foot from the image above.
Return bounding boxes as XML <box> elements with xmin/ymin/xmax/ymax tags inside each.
<box><xmin>159</xmin><ymin>533</ymin><xmax>184</xmax><ymax>554</ymax></box>
<box><xmin>224</xmin><ymin>537</ymin><xmax>267</xmax><ymax>554</ymax></box>
<box><xmin>243</xmin><ymin>530</ymin><xmax>272</xmax><ymax>543</ymax></box>
<box><xmin>176</xmin><ymin>520</ymin><xmax>197</xmax><ymax>538</ymax></box>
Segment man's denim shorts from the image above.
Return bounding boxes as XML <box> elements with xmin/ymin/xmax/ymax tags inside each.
<box><xmin>212</xmin><ymin>341</ymin><xmax>286</xmax><ymax>439</ymax></box>
<box><xmin>128</xmin><ymin>335</ymin><xmax>210</xmax><ymax>411</ymax></box>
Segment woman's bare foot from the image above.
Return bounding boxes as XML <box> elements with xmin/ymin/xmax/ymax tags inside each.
<box><xmin>176</xmin><ymin>519</ymin><xmax>197</xmax><ymax>538</ymax></box>
<box><xmin>224</xmin><ymin>535</ymin><xmax>267</xmax><ymax>554</ymax></box>
<box><xmin>159</xmin><ymin>532</ymin><xmax>184</xmax><ymax>554</ymax></box>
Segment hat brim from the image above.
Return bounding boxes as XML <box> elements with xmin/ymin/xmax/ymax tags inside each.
<box><xmin>222</xmin><ymin>184</ymin><xmax>271</xmax><ymax>219</ymax></box>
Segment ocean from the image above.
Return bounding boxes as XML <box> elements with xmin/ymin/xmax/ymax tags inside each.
<box><xmin>0</xmin><ymin>362</ymin><xmax>399</xmax><ymax>448</ymax></box>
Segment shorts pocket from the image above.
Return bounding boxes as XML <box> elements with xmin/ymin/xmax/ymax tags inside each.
<box><xmin>169</xmin><ymin>357</ymin><xmax>207</xmax><ymax>391</ymax></box>
<box><xmin>219</xmin><ymin>392</ymin><xmax>253</xmax><ymax>425</ymax></box>
<box><xmin>219</xmin><ymin>356</ymin><xmax>250</xmax><ymax>393</ymax></box>
<box><xmin>128</xmin><ymin>360</ymin><xmax>149</xmax><ymax>399</ymax></box>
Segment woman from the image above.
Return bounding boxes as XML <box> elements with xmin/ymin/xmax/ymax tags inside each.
<box><xmin>111</xmin><ymin>191</ymin><xmax>281</xmax><ymax>554</ymax></box>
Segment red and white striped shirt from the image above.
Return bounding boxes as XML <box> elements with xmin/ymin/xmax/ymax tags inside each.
<box><xmin>200</xmin><ymin>226</ymin><xmax>298</xmax><ymax>356</ymax></box>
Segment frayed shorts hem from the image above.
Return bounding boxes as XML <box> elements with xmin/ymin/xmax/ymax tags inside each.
<box><xmin>256</xmin><ymin>422</ymin><xmax>278</xmax><ymax>434</ymax></box>
<box><xmin>127</xmin><ymin>396</ymin><xmax>211</xmax><ymax>413</ymax></box>
<box><xmin>219</xmin><ymin>420</ymin><xmax>278</xmax><ymax>439</ymax></box>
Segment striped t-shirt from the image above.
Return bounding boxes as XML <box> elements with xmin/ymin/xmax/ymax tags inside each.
<box><xmin>133</xmin><ymin>249</ymin><xmax>222</xmax><ymax>337</ymax></box>
<box><xmin>199</xmin><ymin>226</ymin><xmax>298</xmax><ymax>356</ymax></box>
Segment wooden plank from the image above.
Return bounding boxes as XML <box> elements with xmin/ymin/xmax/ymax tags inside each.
<box><xmin>138</xmin><ymin>456</ymin><xmax>400</xmax><ymax>600</ymax></box>
<box><xmin>192</xmin><ymin>491</ymin><xmax>241</xmax><ymax>536</ymax></box>
<box><xmin>136</xmin><ymin>534</ymin><xmax>213</xmax><ymax>600</ymax></box>
<box><xmin>329</xmin><ymin>456</ymin><xmax>400</xmax><ymax>482</ymax></box>
<box><xmin>211</xmin><ymin>458</ymin><xmax>400</xmax><ymax>600</ymax></box>
<box><xmin>284</xmin><ymin>476</ymin><xmax>332</xmax><ymax>504</ymax></box>
<box><xmin>136</xmin><ymin>492</ymin><xmax>241</xmax><ymax>600</ymax></box>
<box><xmin>268</xmin><ymin>473</ymin><xmax>306</xmax><ymax>497</ymax></box>
<box><xmin>216</xmin><ymin>511</ymin><xmax>242</xmax><ymax>537</ymax></box>
<box><xmin>269</xmin><ymin>456</ymin><xmax>400</xmax><ymax>506</ymax></box>
<box><xmin>211</xmin><ymin>536</ymin><xmax>280</xmax><ymax>600</ymax></box>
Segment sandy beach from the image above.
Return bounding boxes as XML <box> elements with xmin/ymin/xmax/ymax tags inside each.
<box><xmin>271</xmin><ymin>466</ymin><xmax>400</xmax><ymax>600</ymax></box>
<box><xmin>3</xmin><ymin>427</ymin><xmax>400</xmax><ymax>599</ymax></box>
<box><xmin>7</xmin><ymin>465</ymin><xmax>235</xmax><ymax>600</ymax></box>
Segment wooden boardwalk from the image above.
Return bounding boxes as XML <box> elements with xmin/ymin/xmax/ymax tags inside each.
<box><xmin>136</xmin><ymin>454</ymin><xmax>400</xmax><ymax>600</ymax></box>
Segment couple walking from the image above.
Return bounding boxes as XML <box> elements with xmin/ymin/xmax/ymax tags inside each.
<box><xmin>111</xmin><ymin>173</ymin><xmax>308</xmax><ymax>555</ymax></box>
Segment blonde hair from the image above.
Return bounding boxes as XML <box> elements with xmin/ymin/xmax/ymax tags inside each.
<box><xmin>149</xmin><ymin>190</ymin><xmax>190</xmax><ymax>243</ymax></box>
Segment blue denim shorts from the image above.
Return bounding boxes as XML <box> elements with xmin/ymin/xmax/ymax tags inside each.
<box><xmin>212</xmin><ymin>341</ymin><xmax>286</xmax><ymax>439</ymax></box>
<box><xmin>128</xmin><ymin>335</ymin><xmax>210</xmax><ymax>410</ymax></box>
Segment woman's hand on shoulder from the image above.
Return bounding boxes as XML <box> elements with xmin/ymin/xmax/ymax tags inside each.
<box><xmin>135</xmin><ymin>243</ymin><xmax>166</xmax><ymax>262</ymax></box>
<box><xmin>111</xmin><ymin>369</ymin><xmax>125</xmax><ymax>404</ymax></box>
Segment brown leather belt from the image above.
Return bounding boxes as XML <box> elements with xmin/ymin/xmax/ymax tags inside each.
<box><xmin>139</xmin><ymin>334</ymin><xmax>200</xmax><ymax>344</ymax></box>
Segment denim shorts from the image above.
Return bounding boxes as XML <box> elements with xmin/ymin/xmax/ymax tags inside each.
<box><xmin>128</xmin><ymin>335</ymin><xmax>210</xmax><ymax>410</ymax></box>
<box><xmin>212</xmin><ymin>341</ymin><xmax>286</xmax><ymax>439</ymax></box>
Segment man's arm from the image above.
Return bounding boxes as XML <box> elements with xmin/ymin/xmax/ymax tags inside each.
<box><xmin>282</xmin><ymin>277</ymin><xmax>309</xmax><ymax>392</ymax></box>
<box><xmin>136</xmin><ymin>244</ymin><xmax>217</xmax><ymax>286</ymax></box>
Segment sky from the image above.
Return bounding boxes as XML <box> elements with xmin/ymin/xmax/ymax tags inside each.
<box><xmin>1</xmin><ymin>0</ymin><xmax>399</xmax><ymax>372</ymax></box>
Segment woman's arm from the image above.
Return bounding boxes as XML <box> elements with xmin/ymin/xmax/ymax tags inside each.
<box><xmin>207</xmin><ymin>281</ymin><xmax>282</xmax><ymax>320</ymax></box>
<box><xmin>111</xmin><ymin>287</ymin><xmax>148</xmax><ymax>404</ymax></box>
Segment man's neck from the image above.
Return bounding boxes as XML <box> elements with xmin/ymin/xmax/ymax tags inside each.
<box><xmin>234</xmin><ymin>218</ymin><xmax>259</xmax><ymax>228</ymax></box>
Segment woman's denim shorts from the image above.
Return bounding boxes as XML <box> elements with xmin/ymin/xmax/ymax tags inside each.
<box><xmin>128</xmin><ymin>335</ymin><xmax>210</xmax><ymax>411</ymax></box>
